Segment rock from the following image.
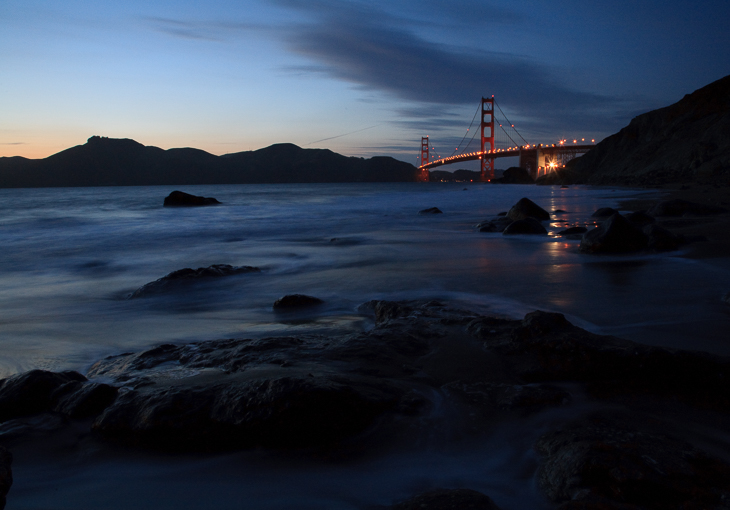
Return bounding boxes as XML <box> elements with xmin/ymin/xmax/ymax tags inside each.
<box><xmin>723</xmin><ymin>292</ymin><xmax>730</xmax><ymax>305</ymax></box>
<box><xmin>553</xmin><ymin>209</ymin><xmax>567</xmax><ymax>214</ymax></box>
<box><xmin>273</xmin><ymin>294</ymin><xmax>324</xmax><ymax>309</ymax></box>
<box><xmin>129</xmin><ymin>264</ymin><xmax>260</xmax><ymax>298</ymax></box>
<box><xmin>50</xmin><ymin>381</ymin><xmax>118</xmax><ymax>419</ymax></box>
<box><xmin>444</xmin><ymin>381</ymin><xmax>570</xmax><ymax>411</ymax></box>
<box><xmin>579</xmin><ymin>213</ymin><xmax>648</xmax><ymax>253</ymax></box>
<box><xmin>591</xmin><ymin>207</ymin><xmax>619</xmax><ymax>218</ymax></box>
<box><xmin>0</xmin><ymin>446</ymin><xmax>11</xmax><ymax>510</ymax></box>
<box><xmin>648</xmin><ymin>198</ymin><xmax>727</xmax><ymax>217</ymax></box>
<box><xmin>499</xmin><ymin>167</ymin><xmax>534</xmax><ymax>184</ymax></box>
<box><xmin>507</xmin><ymin>197</ymin><xmax>550</xmax><ymax>221</ymax></box>
<box><xmin>644</xmin><ymin>223</ymin><xmax>684</xmax><ymax>251</ymax></box>
<box><xmin>502</xmin><ymin>218</ymin><xmax>547</xmax><ymax>235</ymax></box>
<box><xmin>418</xmin><ymin>207</ymin><xmax>443</xmax><ymax>215</ymax></box>
<box><xmin>557</xmin><ymin>226</ymin><xmax>587</xmax><ymax>236</ymax></box>
<box><xmin>625</xmin><ymin>210</ymin><xmax>656</xmax><ymax>227</ymax></box>
<box><xmin>0</xmin><ymin>370</ymin><xmax>87</xmax><ymax>422</ymax></box>
<box><xmin>476</xmin><ymin>217</ymin><xmax>513</xmax><ymax>233</ymax></box>
<box><xmin>536</xmin><ymin>417</ymin><xmax>730</xmax><ymax>510</ymax></box>
<box><xmin>390</xmin><ymin>488</ymin><xmax>502</xmax><ymax>510</ymax></box>
<box><xmin>92</xmin><ymin>375</ymin><xmax>401</xmax><ymax>451</ymax></box>
<box><xmin>359</xmin><ymin>300</ymin><xmax>414</xmax><ymax>323</ymax></box>
<box><xmin>496</xmin><ymin>211</ymin><xmax>507</xmax><ymax>216</ymax></box>
<box><xmin>163</xmin><ymin>190</ymin><xmax>221</xmax><ymax>207</ymax></box>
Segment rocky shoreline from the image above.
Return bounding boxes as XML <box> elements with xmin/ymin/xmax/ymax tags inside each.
<box><xmin>2</xmin><ymin>297</ymin><xmax>730</xmax><ymax>509</ymax></box>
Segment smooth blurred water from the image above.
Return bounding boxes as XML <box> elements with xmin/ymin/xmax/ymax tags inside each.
<box><xmin>2</xmin><ymin>182</ymin><xmax>730</xmax><ymax>509</ymax></box>
<box><xmin>1</xmin><ymin>183</ymin><xmax>730</xmax><ymax>378</ymax></box>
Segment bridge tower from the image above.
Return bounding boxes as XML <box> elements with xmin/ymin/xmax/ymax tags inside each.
<box><xmin>420</xmin><ymin>136</ymin><xmax>429</xmax><ymax>166</ymax></box>
<box><xmin>480</xmin><ymin>97</ymin><xmax>495</xmax><ymax>181</ymax></box>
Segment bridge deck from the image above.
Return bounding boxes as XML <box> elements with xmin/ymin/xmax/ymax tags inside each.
<box><xmin>419</xmin><ymin>144</ymin><xmax>594</xmax><ymax>170</ymax></box>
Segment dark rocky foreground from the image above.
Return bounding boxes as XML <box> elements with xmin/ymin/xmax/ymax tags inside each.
<box><xmin>2</xmin><ymin>300</ymin><xmax>730</xmax><ymax>508</ymax></box>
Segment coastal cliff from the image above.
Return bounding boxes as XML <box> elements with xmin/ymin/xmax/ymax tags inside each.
<box><xmin>0</xmin><ymin>137</ymin><xmax>420</xmax><ymax>187</ymax></box>
<box><xmin>540</xmin><ymin>74</ymin><xmax>730</xmax><ymax>186</ymax></box>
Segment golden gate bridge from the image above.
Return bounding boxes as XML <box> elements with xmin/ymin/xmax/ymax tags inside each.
<box><xmin>418</xmin><ymin>96</ymin><xmax>596</xmax><ymax>181</ymax></box>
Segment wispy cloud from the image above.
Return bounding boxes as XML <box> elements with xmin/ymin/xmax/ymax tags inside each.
<box><xmin>142</xmin><ymin>16</ymin><xmax>270</xmax><ymax>42</ymax></box>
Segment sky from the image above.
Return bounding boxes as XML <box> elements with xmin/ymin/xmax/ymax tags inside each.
<box><xmin>1</xmin><ymin>0</ymin><xmax>729</xmax><ymax>167</ymax></box>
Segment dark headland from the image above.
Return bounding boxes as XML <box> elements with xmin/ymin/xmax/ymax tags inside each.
<box><xmin>0</xmin><ymin>139</ymin><xmax>420</xmax><ymax>187</ymax></box>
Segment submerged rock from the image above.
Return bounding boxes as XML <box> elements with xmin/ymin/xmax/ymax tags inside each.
<box><xmin>557</xmin><ymin>226</ymin><xmax>587</xmax><ymax>237</ymax></box>
<box><xmin>272</xmin><ymin>294</ymin><xmax>324</xmax><ymax>309</ymax></box>
<box><xmin>129</xmin><ymin>264</ymin><xmax>260</xmax><ymax>298</ymax></box>
<box><xmin>507</xmin><ymin>197</ymin><xmax>550</xmax><ymax>221</ymax></box>
<box><xmin>580</xmin><ymin>213</ymin><xmax>648</xmax><ymax>253</ymax></box>
<box><xmin>644</xmin><ymin>223</ymin><xmax>685</xmax><ymax>251</ymax></box>
<box><xmin>418</xmin><ymin>207</ymin><xmax>443</xmax><ymax>215</ymax></box>
<box><xmin>390</xmin><ymin>488</ymin><xmax>502</xmax><ymax>510</ymax></box>
<box><xmin>163</xmin><ymin>190</ymin><xmax>221</xmax><ymax>207</ymax></box>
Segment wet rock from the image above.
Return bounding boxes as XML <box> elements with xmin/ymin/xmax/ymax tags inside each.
<box><xmin>648</xmin><ymin>198</ymin><xmax>727</xmax><ymax>217</ymax></box>
<box><xmin>390</xmin><ymin>488</ymin><xmax>502</xmax><ymax>510</ymax></box>
<box><xmin>536</xmin><ymin>417</ymin><xmax>730</xmax><ymax>510</ymax></box>
<box><xmin>579</xmin><ymin>213</ymin><xmax>648</xmax><ymax>253</ymax></box>
<box><xmin>273</xmin><ymin>294</ymin><xmax>324</xmax><ymax>309</ymax></box>
<box><xmin>554</xmin><ymin>209</ymin><xmax>567</xmax><ymax>214</ymax></box>
<box><xmin>129</xmin><ymin>264</ymin><xmax>260</xmax><ymax>298</ymax></box>
<box><xmin>0</xmin><ymin>446</ymin><xmax>11</xmax><ymax>510</ymax></box>
<box><xmin>163</xmin><ymin>190</ymin><xmax>220</xmax><ymax>207</ymax></box>
<box><xmin>507</xmin><ymin>197</ymin><xmax>551</xmax><ymax>221</ymax></box>
<box><xmin>359</xmin><ymin>300</ymin><xmax>415</xmax><ymax>324</ymax></box>
<box><xmin>92</xmin><ymin>375</ymin><xmax>401</xmax><ymax>451</ymax></box>
<box><xmin>0</xmin><ymin>370</ymin><xmax>87</xmax><ymax>422</ymax></box>
<box><xmin>50</xmin><ymin>381</ymin><xmax>118</xmax><ymax>419</ymax></box>
<box><xmin>500</xmin><ymin>311</ymin><xmax>730</xmax><ymax>409</ymax></box>
<box><xmin>418</xmin><ymin>207</ymin><xmax>443</xmax><ymax>215</ymax></box>
<box><xmin>502</xmin><ymin>218</ymin><xmax>547</xmax><ymax>235</ymax></box>
<box><xmin>625</xmin><ymin>210</ymin><xmax>656</xmax><ymax>227</ymax></box>
<box><xmin>476</xmin><ymin>217</ymin><xmax>513</xmax><ymax>233</ymax></box>
<box><xmin>557</xmin><ymin>226</ymin><xmax>587</xmax><ymax>237</ymax></box>
<box><xmin>591</xmin><ymin>207</ymin><xmax>619</xmax><ymax>218</ymax></box>
<box><xmin>444</xmin><ymin>381</ymin><xmax>570</xmax><ymax>411</ymax></box>
<box><xmin>643</xmin><ymin>223</ymin><xmax>684</xmax><ymax>251</ymax></box>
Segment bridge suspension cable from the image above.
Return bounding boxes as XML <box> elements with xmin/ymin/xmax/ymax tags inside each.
<box><xmin>494</xmin><ymin>99</ymin><xmax>529</xmax><ymax>145</ymax></box>
<box><xmin>448</xmin><ymin>102</ymin><xmax>481</xmax><ymax>158</ymax></box>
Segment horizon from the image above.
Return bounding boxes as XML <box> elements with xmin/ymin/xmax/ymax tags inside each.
<box><xmin>2</xmin><ymin>0</ymin><xmax>729</xmax><ymax>168</ymax></box>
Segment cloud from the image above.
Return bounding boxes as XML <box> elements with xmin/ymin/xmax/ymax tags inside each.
<box><xmin>142</xmin><ymin>16</ymin><xmax>270</xmax><ymax>42</ymax></box>
<box><xmin>274</xmin><ymin>1</ymin><xmax>643</xmax><ymax>138</ymax></box>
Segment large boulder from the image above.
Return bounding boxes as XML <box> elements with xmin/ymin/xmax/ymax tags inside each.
<box><xmin>502</xmin><ymin>218</ymin><xmax>547</xmax><ymax>235</ymax></box>
<box><xmin>507</xmin><ymin>198</ymin><xmax>550</xmax><ymax>221</ymax></box>
<box><xmin>92</xmin><ymin>376</ymin><xmax>402</xmax><ymax>451</ymax></box>
<box><xmin>129</xmin><ymin>264</ymin><xmax>260</xmax><ymax>298</ymax></box>
<box><xmin>163</xmin><ymin>190</ymin><xmax>220</xmax><ymax>207</ymax></box>
<box><xmin>579</xmin><ymin>213</ymin><xmax>648</xmax><ymax>253</ymax></box>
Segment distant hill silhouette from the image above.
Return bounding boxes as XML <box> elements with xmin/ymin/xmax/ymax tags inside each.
<box><xmin>538</xmin><ymin>74</ymin><xmax>730</xmax><ymax>186</ymax></box>
<box><xmin>0</xmin><ymin>136</ymin><xmax>420</xmax><ymax>187</ymax></box>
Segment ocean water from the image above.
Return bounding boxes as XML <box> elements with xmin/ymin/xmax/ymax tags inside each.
<box><xmin>2</xmin><ymin>182</ymin><xmax>730</xmax><ymax>509</ymax></box>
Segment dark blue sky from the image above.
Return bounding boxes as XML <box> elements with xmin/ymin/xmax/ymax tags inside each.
<box><xmin>2</xmin><ymin>0</ymin><xmax>728</xmax><ymax>164</ymax></box>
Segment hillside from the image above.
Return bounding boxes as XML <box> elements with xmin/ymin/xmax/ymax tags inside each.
<box><xmin>540</xmin><ymin>74</ymin><xmax>730</xmax><ymax>186</ymax></box>
<box><xmin>0</xmin><ymin>136</ymin><xmax>420</xmax><ymax>187</ymax></box>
